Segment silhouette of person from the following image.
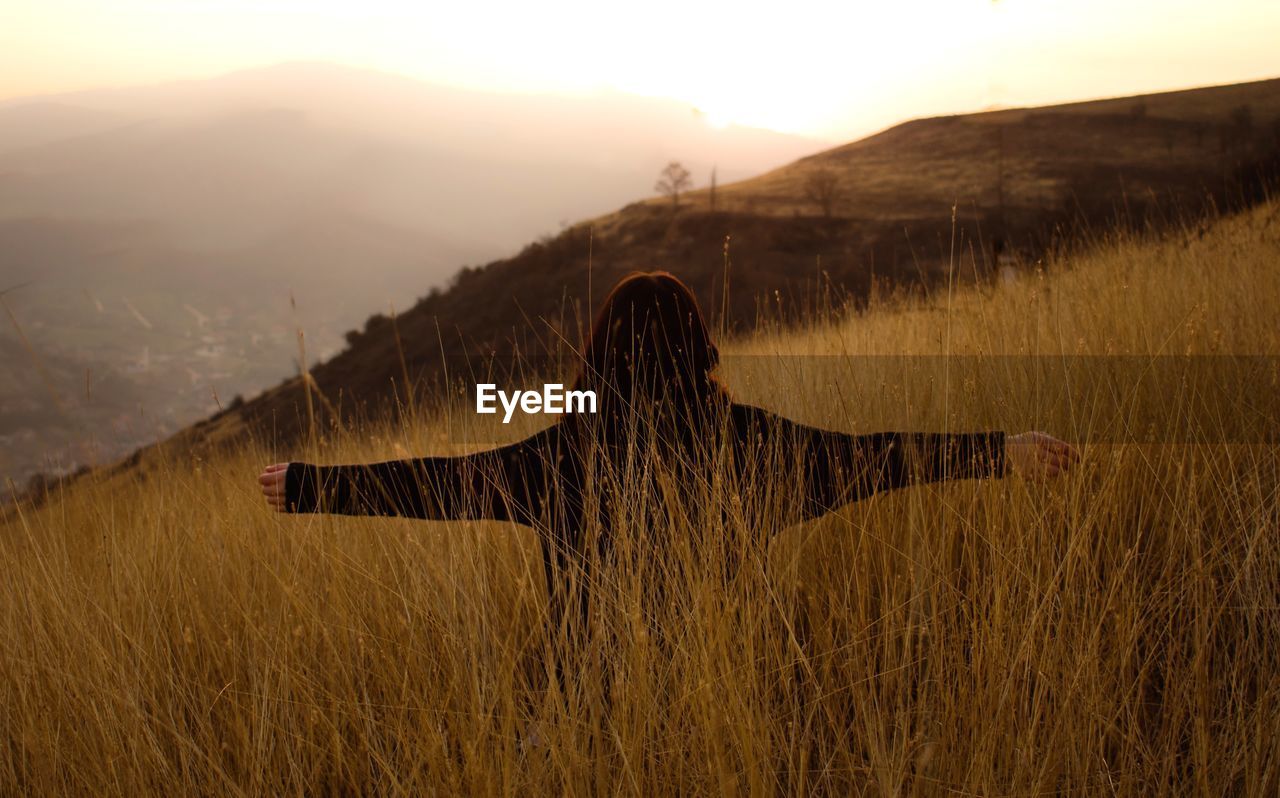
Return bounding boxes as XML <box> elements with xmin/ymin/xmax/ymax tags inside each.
<box><xmin>258</xmin><ymin>270</ymin><xmax>1076</xmax><ymax>672</ymax></box>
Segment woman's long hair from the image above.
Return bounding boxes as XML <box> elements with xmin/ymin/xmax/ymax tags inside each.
<box><xmin>566</xmin><ymin>271</ymin><xmax>731</xmax><ymax>633</ymax></box>
<box><xmin>572</xmin><ymin>271</ymin><xmax>726</xmax><ymax>420</ymax></box>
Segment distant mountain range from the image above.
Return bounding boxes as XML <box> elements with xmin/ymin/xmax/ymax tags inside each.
<box><xmin>0</xmin><ymin>62</ymin><xmax>823</xmax><ymax>487</ymax></box>
<box><xmin>5</xmin><ymin>73</ymin><xmax>1280</xmax><ymax>501</ymax></box>
<box><xmin>0</xmin><ymin>62</ymin><xmax>823</xmax><ymax>250</ymax></box>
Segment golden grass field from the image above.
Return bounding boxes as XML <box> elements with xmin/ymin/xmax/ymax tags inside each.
<box><xmin>3</xmin><ymin>199</ymin><xmax>1279</xmax><ymax>795</ymax></box>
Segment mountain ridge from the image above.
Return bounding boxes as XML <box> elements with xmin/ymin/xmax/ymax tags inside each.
<box><xmin>6</xmin><ymin>74</ymin><xmax>1280</xmax><ymax>507</ymax></box>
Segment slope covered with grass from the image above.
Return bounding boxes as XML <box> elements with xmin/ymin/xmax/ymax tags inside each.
<box><xmin>2</xmin><ymin>200</ymin><xmax>1278</xmax><ymax>794</ymax></box>
<box><xmin>99</xmin><ymin>76</ymin><xmax>1276</xmax><ymax>464</ymax></box>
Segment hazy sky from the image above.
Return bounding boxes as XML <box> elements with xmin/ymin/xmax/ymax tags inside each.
<box><xmin>4</xmin><ymin>0</ymin><xmax>1279</xmax><ymax>140</ymax></box>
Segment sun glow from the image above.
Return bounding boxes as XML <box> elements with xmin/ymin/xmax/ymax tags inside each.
<box><xmin>2</xmin><ymin>0</ymin><xmax>1278</xmax><ymax>139</ymax></box>
<box><xmin>701</xmin><ymin>108</ymin><xmax>733</xmax><ymax>130</ymax></box>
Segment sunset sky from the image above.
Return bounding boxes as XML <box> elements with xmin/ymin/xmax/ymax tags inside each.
<box><xmin>3</xmin><ymin>0</ymin><xmax>1279</xmax><ymax>140</ymax></box>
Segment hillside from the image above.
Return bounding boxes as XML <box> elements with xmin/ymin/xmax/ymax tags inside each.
<box><xmin>0</xmin><ymin>62</ymin><xmax>821</xmax><ymax>488</ymax></box>
<box><xmin>5</xmin><ymin>76</ymin><xmax>1279</xmax><ymax>502</ymax></box>
<box><xmin>140</xmin><ymin>75</ymin><xmax>1280</xmax><ymax>466</ymax></box>
<box><xmin>3</xmin><ymin>189</ymin><xmax>1277</xmax><ymax>792</ymax></box>
<box><xmin>703</xmin><ymin>75</ymin><xmax>1280</xmax><ymax>222</ymax></box>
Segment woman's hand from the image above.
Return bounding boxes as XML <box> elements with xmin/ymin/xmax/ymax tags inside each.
<box><xmin>1005</xmin><ymin>432</ymin><xmax>1079</xmax><ymax>481</ymax></box>
<box><xmin>258</xmin><ymin>463</ymin><xmax>290</xmax><ymax>511</ymax></box>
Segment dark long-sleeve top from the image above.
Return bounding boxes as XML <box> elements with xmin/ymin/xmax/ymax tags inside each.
<box><xmin>285</xmin><ymin>399</ymin><xmax>1003</xmax><ymax>543</ymax></box>
<box><xmin>284</xmin><ymin>400</ymin><xmax>1005</xmax><ymax>634</ymax></box>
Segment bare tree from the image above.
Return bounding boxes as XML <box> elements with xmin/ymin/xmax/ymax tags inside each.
<box><xmin>655</xmin><ymin>161</ymin><xmax>693</xmax><ymax>210</ymax></box>
<box><xmin>803</xmin><ymin>168</ymin><xmax>842</xmax><ymax>219</ymax></box>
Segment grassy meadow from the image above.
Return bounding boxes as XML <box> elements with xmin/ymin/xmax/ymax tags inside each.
<box><xmin>2</xmin><ymin>199</ymin><xmax>1279</xmax><ymax>795</ymax></box>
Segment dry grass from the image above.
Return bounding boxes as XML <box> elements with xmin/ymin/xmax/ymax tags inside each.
<box><xmin>2</xmin><ymin>200</ymin><xmax>1279</xmax><ymax>795</ymax></box>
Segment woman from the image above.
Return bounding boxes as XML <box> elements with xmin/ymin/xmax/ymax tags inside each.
<box><xmin>258</xmin><ymin>271</ymin><xmax>1076</xmax><ymax>637</ymax></box>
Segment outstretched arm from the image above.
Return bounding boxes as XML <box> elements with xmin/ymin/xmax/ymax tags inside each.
<box><xmin>732</xmin><ymin>405</ymin><xmax>1077</xmax><ymax>521</ymax></box>
<box><xmin>258</xmin><ymin>433</ymin><xmax>554</xmax><ymax>523</ymax></box>
<box><xmin>797</xmin><ymin>427</ymin><xmax>1010</xmax><ymax>510</ymax></box>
